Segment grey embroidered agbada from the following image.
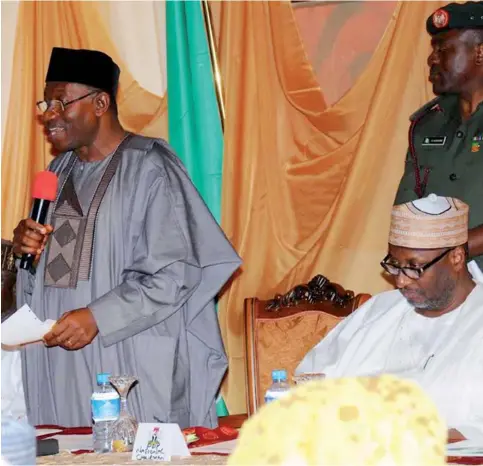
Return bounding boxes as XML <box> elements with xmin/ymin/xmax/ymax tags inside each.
<box><xmin>17</xmin><ymin>135</ymin><xmax>241</xmax><ymax>428</ymax></box>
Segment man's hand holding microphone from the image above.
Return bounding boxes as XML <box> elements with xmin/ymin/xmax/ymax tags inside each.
<box><xmin>12</xmin><ymin>170</ymin><xmax>99</xmax><ymax>350</ymax></box>
<box><xmin>12</xmin><ymin>171</ymin><xmax>57</xmax><ymax>269</ymax></box>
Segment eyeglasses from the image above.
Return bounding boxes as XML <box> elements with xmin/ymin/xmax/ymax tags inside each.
<box><xmin>36</xmin><ymin>90</ymin><xmax>98</xmax><ymax>114</ymax></box>
<box><xmin>380</xmin><ymin>248</ymin><xmax>454</xmax><ymax>280</ymax></box>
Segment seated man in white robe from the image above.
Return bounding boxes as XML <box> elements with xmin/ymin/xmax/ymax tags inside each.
<box><xmin>1</xmin><ymin>243</ymin><xmax>26</xmax><ymax>422</ymax></box>
<box><xmin>296</xmin><ymin>194</ymin><xmax>483</xmax><ymax>442</ymax></box>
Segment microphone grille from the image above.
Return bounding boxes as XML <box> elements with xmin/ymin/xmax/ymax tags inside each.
<box><xmin>32</xmin><ymin>171</ymin><xmax>59</xmax><ymax>201</ymax></box>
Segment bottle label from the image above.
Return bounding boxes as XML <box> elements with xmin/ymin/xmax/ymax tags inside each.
<box><xmin>264</xmin><ymin>391</ymin><xmax>288</xmax><ymax>404</ymax></box>
<box><xmin>264</xmin><ymin>394</ymin><xmax>277</xmax><ymax>404</ymax></box>
<box><xmin>265</xmin><ymin>388</ymin><xmax>290</xmax><ymax>403</ymax></box>
<box><xmin>91</xmin><ymin>393</ymin><xmax>120</xmax><ymax>422</ymax></box>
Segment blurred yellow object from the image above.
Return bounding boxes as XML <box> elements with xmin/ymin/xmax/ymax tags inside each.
<box><xmin>112</xmin><ymin>439</ymin><xmax>128</xmax><ymax>453</ymax></box>
<box><xmin>228</xmin><ymin>375</ymin><xmax>447</xmax><ymax>466</ymax></box>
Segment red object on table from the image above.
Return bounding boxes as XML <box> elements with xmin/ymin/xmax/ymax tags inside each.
<box><xmin>36</xmin><ymin>425</ymin><xmax>92</xmax><ymax>441</ymax></box>
<box><xmin>448</xmin><ymin>458</ymin><xmax>483</xmax><ymax>465</ymax></box>
<box><xmin>183</xmin><ymin>425</ymin><xmax>238</xmax><ymax>449</ymax></box>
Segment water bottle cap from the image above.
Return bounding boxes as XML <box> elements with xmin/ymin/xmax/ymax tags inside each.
<box><xmin>96</xmin><ymin>373</ymin><xmax>110</xmax><ymax>384</ymax></box>
<box><xmin>272</xmin><ymin>369</ymin><xmax>287</xmax><ymax>382</ymax></box>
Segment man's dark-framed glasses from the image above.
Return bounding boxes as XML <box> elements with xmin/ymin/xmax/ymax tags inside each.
<box><xmin>36</xmin><ymin>90</ymin><xmax>98</xmax><ymax>114</ymax></box>
<box><xmin>380</xmin><ymin>248</ymin><xmax>454</xmax><ymax>280</ymax></box>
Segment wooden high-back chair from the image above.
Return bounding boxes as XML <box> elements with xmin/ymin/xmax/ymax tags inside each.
<box><xmin>244</xmin><ymin>274</ymin><xmax>371</xmax><ymax>415</ymax></box>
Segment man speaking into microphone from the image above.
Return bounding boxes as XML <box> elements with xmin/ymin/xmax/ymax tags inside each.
<box><xmin>12</xmin><ymin>47</ymin><xmax>241</xmax><ymax>428</ymax></box>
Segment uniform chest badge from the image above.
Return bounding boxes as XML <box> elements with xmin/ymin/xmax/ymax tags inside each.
<box><xmin>422</xmin><ymin>136</ymin><xmax>446</xmax><ymax>146</ymax></box>
<box><xmin>471</xmin><ymin>135</ymin><xmax>482</xmax><ymax>153</ymax></box>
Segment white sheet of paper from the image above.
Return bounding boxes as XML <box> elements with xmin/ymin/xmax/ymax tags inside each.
<box><xmin>57</xmin><ymin>434</ymin><xmax>93</xmax><ymax>452</ymax></box>
<box><xmin>1</xmin><ymin>304</ymin><xmax>55</xmax><ymax>347</ymax></box>
<box><xmin>190</xmin><ymin>439</ymin><xmax>238</xmax><ymax>455</ymax></box>
<box><xmin>446</xmin><ymin>439</ymin><xmax>483</xmax><ymax>457</ymax></box>
<box><xmin>131</xmin><ymin>423</ymin><xmax>190</xmax><ymax>461</ymax></box>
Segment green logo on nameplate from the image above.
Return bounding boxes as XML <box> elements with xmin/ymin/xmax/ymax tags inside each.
<box><xmin>132</xmin><ymin>423</ymin><xmax>190</xmax><ymax>461</ymax></box>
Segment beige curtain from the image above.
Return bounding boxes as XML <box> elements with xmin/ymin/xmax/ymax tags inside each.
<box><xmin>1</xmin><ymin>1</ymin><xmax>168</xmax><ymax>239</ymax></box>
<box><xmin>1</xmin><ymin>1</ymin><xmax>20</xmax><ymax>142</ymax></box>
<box><xmin>95</xmin><ymin>1</ymin><xmax>167</xmax><ymax>97</ymax></box>
<box><xmin>217</xmin><ymin>0</ymin><xmax>445</xmax><ymax>414</ymax></box>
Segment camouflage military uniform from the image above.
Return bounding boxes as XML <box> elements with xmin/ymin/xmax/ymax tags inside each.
<box><xmin>395</xmin><ymin>94</ymin><xmax>483</xmax><ymax>268</ymax></box>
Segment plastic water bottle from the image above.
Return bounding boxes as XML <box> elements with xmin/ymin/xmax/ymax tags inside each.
<box><xmin>91</xmin><ymin>373</ymin><xmax>120</xmax><ymax>453</ymax></box>
<box><xmin>264</xmin><ymin>369</ymin><xmax>291</xmax><ymax>404</ymax></box>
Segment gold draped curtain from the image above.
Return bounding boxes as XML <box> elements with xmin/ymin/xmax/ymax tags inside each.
<box><xmin>1</xmin><ymin>1</ymin><xmax>167</xmax><ymax>238</ymax></box>
<box><xmin>216</xmin><ymin>0</ymin><xmax>446</xmax><ymax>414</ymax></box>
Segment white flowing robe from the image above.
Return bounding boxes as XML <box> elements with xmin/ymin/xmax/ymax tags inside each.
<box><xmin>296</xmin><ymin>280</ymin><xmax>483</xmax><ymax>441</ymax></box>
<box><xmin>1</xmin><ymin>348</ymin><xmax>26</xmax><ymax>421</ymax></box>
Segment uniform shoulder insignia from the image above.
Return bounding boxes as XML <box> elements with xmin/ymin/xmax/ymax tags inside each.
<box><xmin>409</xmin><ymin>96</ymin><xmax>442</xmax><ymax>122</ymax></box>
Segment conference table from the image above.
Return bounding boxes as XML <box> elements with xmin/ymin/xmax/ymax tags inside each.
<box><xmin>35</xmin><ymin>415</ymin><xmax>483</xmax><ymax>465</ymax></box>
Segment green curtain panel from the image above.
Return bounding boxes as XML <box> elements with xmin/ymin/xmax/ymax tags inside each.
<box><xmin>166</xmin><ymin>0</ymin><xmax>223</xmax><ymax>222</ymax></box>
<box><xmin>166</xmin><ymin>0</ymin><xmax>228</xmax><ymax>417</ymax></box>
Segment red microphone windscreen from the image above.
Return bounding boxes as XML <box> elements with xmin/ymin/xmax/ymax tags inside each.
<box><xmin>32</xmin><ymin>171</ymin><xmax>58</xmax><ymax>201</ymax></box>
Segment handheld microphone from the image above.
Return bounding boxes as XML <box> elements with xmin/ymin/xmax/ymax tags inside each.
<box><xmin>20</xmin><ymin>171</ymin><xmax>59</xmax><ymax>270</ymax></box>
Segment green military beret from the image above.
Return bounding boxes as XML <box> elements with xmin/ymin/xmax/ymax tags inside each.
<box><xmin>426</xmin><ymin>1</ymin><xmax>483</xmax><ymax>36</ymax></box>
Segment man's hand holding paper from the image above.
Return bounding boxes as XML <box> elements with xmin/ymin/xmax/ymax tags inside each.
<box><xmin>43</xmin><ymin>307</ymin><xmax>98</xmax><ymax>350</ymax></box>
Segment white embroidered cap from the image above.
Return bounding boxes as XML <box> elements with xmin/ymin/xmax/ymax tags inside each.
<box><xmin>389</xmin><ymin>194</ymin><xmax>469</xmax><ymax>249</ymax></box>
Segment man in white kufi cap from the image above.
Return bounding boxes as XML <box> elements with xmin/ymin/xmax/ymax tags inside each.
<box><xmin>297</xmin><ymin>194</ymin><xmax>483</xmax><ymax>442</ymax></box>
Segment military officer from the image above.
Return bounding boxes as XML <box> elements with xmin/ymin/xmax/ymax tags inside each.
<box><xmin>395</xmin><ymin>2</ymin><xmax>483</xmax><ymax>270</ymax></box>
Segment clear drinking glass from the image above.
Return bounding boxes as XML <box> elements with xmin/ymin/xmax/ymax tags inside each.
<box><xmin>109</xmin><ymin>375</ymin><xmax>138</xmax><ymax>452</ymax></box>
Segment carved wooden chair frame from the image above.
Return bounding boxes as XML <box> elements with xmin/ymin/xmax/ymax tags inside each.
<box><xmin>243</xmin><ymin>274</ymin><xmax>371</xmax><ymax>415</ymax></box>
<box><xmin>2</xmin><ymin>239</ymin><xmax>17</xmax><ymax>322</ymax></box>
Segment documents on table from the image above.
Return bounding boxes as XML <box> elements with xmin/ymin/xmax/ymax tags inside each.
<box><xmin>447</xmin><ymin>439</ymin><xmax>483</xmax><ymax>457</ymax></box>
<box><xmin>190</xmin><ymin>439</ymin><xmax>238</xmax><ymax>455</ymax></box>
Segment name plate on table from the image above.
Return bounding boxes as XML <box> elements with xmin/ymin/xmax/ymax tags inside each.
<box><xmin>131</xmin><ymin>423</ymin><xmax>190</xmax><ymax>461</ymax></box>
